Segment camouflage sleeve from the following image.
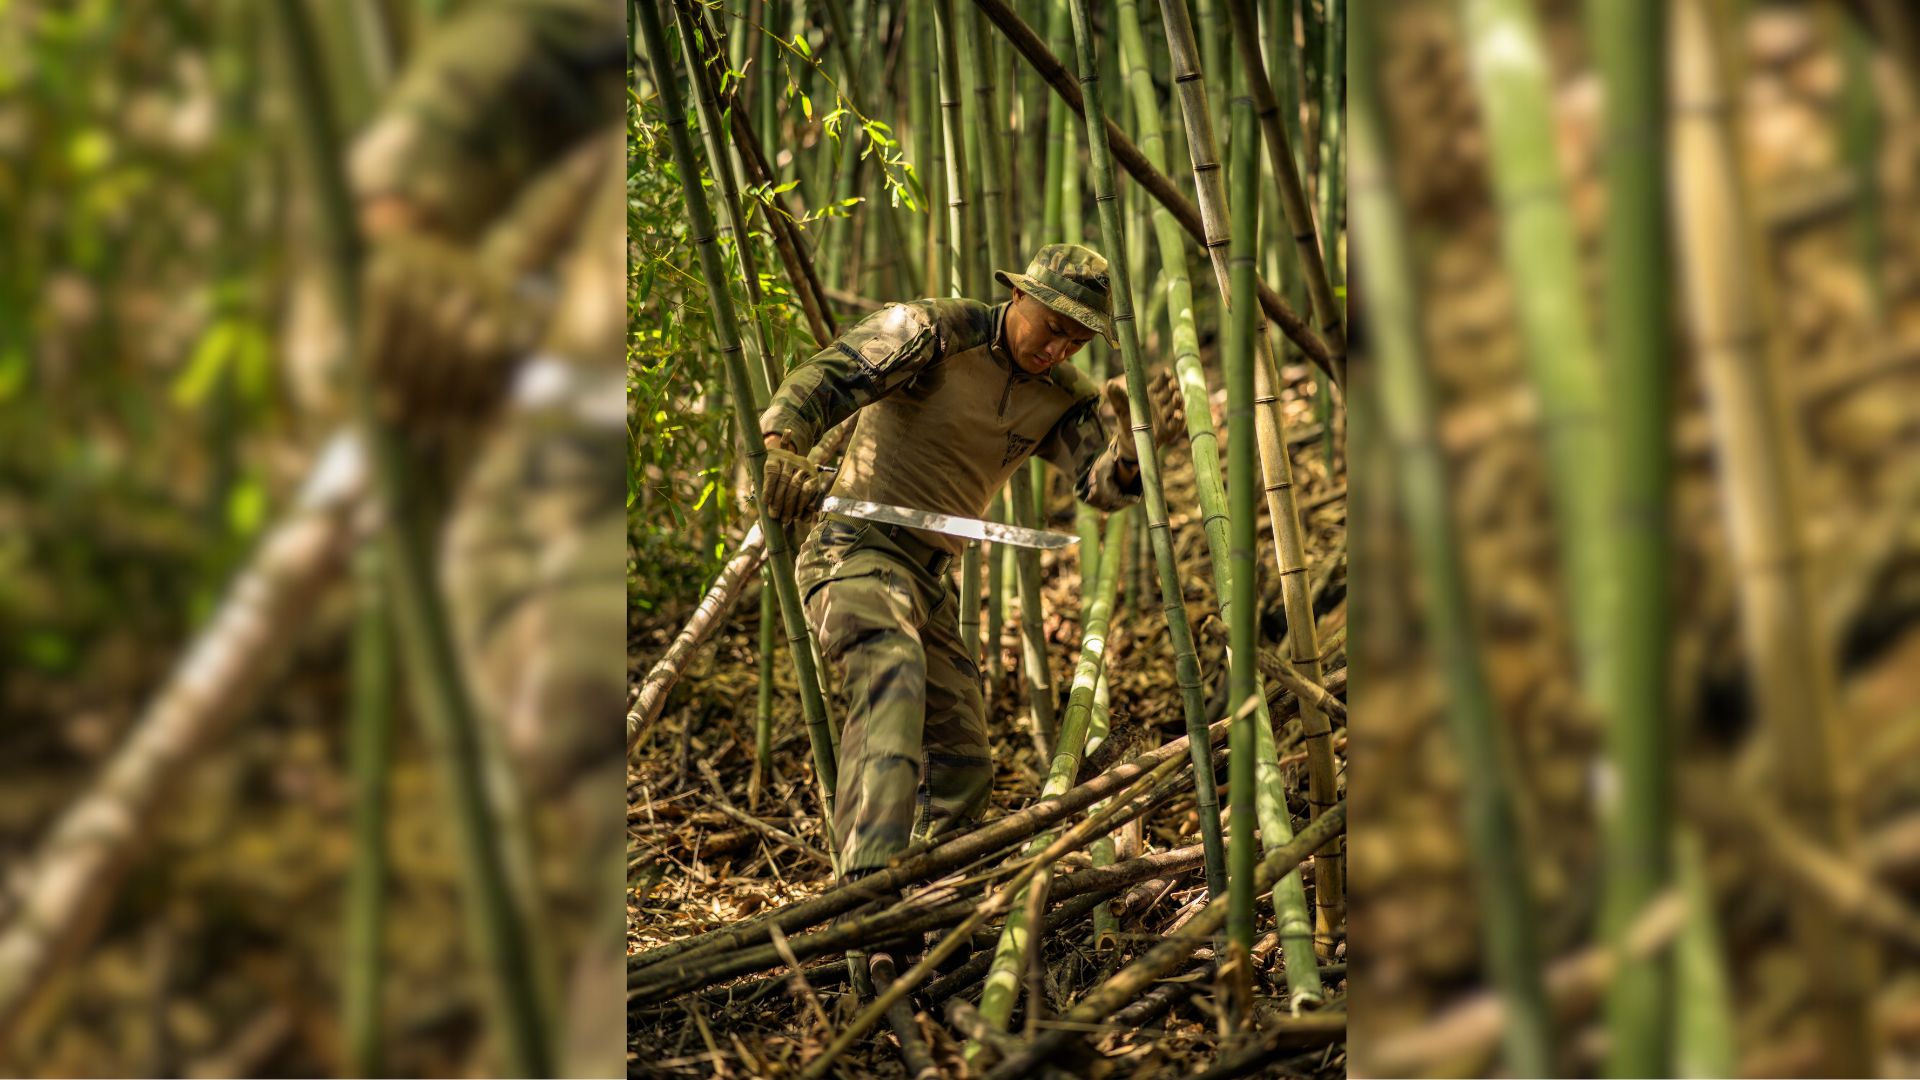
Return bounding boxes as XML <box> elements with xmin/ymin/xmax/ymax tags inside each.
<box><xmin>349</xmin><ymin>0</ymin><xmax>625</xmax><ymax>239</ymax></box>
<box><xmin>759</xmin><ymin>301</ymin><xmax>942</xmax><ymax>452</ymax></box>
<box><xmin>1035</xmin><ymin>370</ymin><xmax>1142</xmax><ymax>511</ymax></box>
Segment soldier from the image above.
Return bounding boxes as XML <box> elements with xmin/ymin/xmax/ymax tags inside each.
<box><xmin>756</xmin><ymin>243</ymin><xmax>1185</xmax><ymax>964</ymax></box>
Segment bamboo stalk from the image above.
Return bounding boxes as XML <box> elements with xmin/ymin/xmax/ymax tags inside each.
<box><xmin>639</xmin><ymin>0</ymin><xmax>839</xmax><ymax>833</ymax></box>
<box><xmin>1160</xmin><ymin>0</ymin><xmax>1341</xmax><ymax>954</ymax></box>
<box><xmin>1669</xmin><ymin>0</ymin><xmax>1876</xmax><ymax>1072</ymax></box>
<box><xmin>1086</xmin><ymin>668</ymin><xmax>1119</xmax><ymax>950</ymax></box>
<box><xmin>1059</xmin><ymin>0</ymin><xmax>1230</xmax><ymax>919</ymax></box>
<box><xmin>752</xmin><ymin>569</ymin><xmax>778</xmax><ymax>804</ymax></box>
<box><xmin>1224</xmin><ymin>62</ymin><xmax>1263</xmax><ymax>1023</ymax></box>
<box><xmin>1009</xmin><ymin>465</ymin><xmax>1059</xmax><ymax>745</ymax></box>
<box><xmin>974</xmin><ymin>509</ymin><xmax>1130</xmax><ymax>1040</ymax></box>
<box><xmin>677</xmin><ymin>0</ymin><xmax>782</xmax><ymax>395</ymax></box>
<box><xmin>270</xmin><ymin>4</ymin><xmax>552</xmax><ymax>1072</ymax></box>
<box><xmin>345</xmin><ymin>547</ymin><xmax>392</xmax><ymax>1078</ymax></box>
<box><xmin>1587</xmin><ymin>0</ymin><xmax>1676</xmax><ymax>1072</ymax></box>
<box><xmin>969</xmin><ymin>0</ymin><xmax>1337</xmax><ymax>382</ymax></box>
<box><xmin>1458</xmin><ymin>9</ymin><xmax>1619</xmax><ymax>944</ymax></box>
<box><xmin>986</xmin><ymin>494</ymin><xmax>1007</xmax><ymax>685</ymax></box>
<box><xmin>1224</xmin><ymin>0</ymin><xmax>1347</xmax><ymax>385</ymax></box>
<box><xmin>1350</xmin><ymin>9</ymin><xmax>1554</xmax><ymax>1071</ymax></box>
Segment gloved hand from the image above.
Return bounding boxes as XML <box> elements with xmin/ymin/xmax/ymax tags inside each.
<box><xmin>1103</xmin><ymin>368</ymin><xmax>1187</xmax><ymax>460</ymax></box>
<box><xmin>759</xmin><ymin>443</ymin><xmax>824</xmax><ymax>524</ymax></box>
<box><xmin>357</xmin><ymin>236</ymin><xmax>539</xmax><ymax>424</ymax></box>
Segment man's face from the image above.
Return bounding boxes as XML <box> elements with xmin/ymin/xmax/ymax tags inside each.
<box><xmin>1006</xmin><ymin>290</ymin><xmax>1097</xmax><ymax>374</ymax></box>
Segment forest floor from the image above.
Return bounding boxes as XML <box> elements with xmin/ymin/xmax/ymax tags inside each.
<box><xmin>626</xmin><ymin>359</ymin><xmax>1347</xmax><ymax>1079</ymax></box>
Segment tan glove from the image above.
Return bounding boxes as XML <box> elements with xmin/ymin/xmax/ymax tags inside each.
<box><xmin>1103</xmin><ymin>368</ymin><xmax>1187</xmax><ymax>460</ymax></box>
<box><xmin>358</xmin><ymin>236</ymin><xmax>539</xmax><ymax>424</ymax></box>
<box><xmin>759</xmin><ymin>444</ymin><xmax>823</xmax><ymax>524</ymax></box>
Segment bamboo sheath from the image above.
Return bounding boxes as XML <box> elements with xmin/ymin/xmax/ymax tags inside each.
<box><xmin>969</xmin><ymin>0</ymin><xmax>1338</xmax><ymax>385</ymax></box>
<box><xmin>1111</xmin><ymin>0</ymin><xmax>1319</xmax><ymax>1005</ymax></box>
<box><xmin>1669</xmin><ymin>0</ymin><xmax>1875</xmax><ymax>1072</ymax></box>
<box><xmin>1350</xmin><ymin>10</ymin><xmax>1555</xmax><ymax>1070</ymax></box>
<box><xmin>975</xmin><ymin>510</ymin><xmax>1130</xmax><ymax>1038</ymax></box>
<box><xmin>1058</xmin><ymin>0</ymin><xmax>1231</xmax><ymax>923</ymax></box>
<box><xmin>1160</xmin><ymin>0</ymin><xmax>1341</xmax><ymax>955</ymax></box>
<box><xmin>979</xmin><ymin>802</ymin><xmax>1347</xmax><ymax>1080</ymax></box>
<box><xmin>639</xmin><ymin>3</ymin><xmax>839</xmax><ymax>821</ymax></box>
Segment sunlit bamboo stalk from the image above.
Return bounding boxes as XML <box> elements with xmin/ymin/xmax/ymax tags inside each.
<box><xmin>1351</xmin><ymin>8</ymin><xmax>1555</xmax><ymax>1072</ymax></box>
<box><xmin>1587</xmin><ymin>0</ymin><xmax>1675</xmax><ymax>1071</ymax></box>
<box><xmin>974</xmin><ymin>509</ymin><xmax>1129</xmax><ymax>1043</ymax></box>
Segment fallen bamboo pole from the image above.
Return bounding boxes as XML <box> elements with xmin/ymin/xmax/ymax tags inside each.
<box><xmin>627</xmin><ymin>718</ymin><xmax>1232</xmax><ymax>982</ymax></box>
<box><xmin>980</xmin><ymin>801</ymin><xmax>1347</xmax><ymax>1079</ymax></box>
<box><xmin>799</xmin><ymin>749</ymin><xmax>1202</xmax><ymax>1079</ymax></box>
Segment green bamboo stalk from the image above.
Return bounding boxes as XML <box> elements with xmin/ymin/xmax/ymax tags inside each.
<box><xmin>1672</xmin><ymin>828</ymin><xmax>1736</xmax><ymax>1078</ymax></box>
<box><xmin>1224</xmin><ymin>0</ymin><xmax>1347</xmax><ymax>388</ymax></box>
<box><xmin>909</xmin><ymin>0</ymin><xmax>936</xmax><ymax>261</ymax></box>
<box><xmin>1039</xmin><ymin>0</ymin><xmax>1071</xmax><ymax>248</ymax></box>
<box><xmin>1351</xmin><ymin>10</ymin><xmax>1555</xmax><ymax>1072</ymax></box>
<box><xmin>974</xmin><ymin>508</ymin><xmax>1129</xmax><ymax>1043</ymax></box>
<box><xmin>1009</xmin><ymin>464</ymin><xmax>1059</xmax><ymax>746</ymax></box>
<box><xmin>986</xmin><ymin>494</ymin><xmax>1007</xmax><ymax>685</ymax></box>
<box><xmin>754</xmin><ymin>569</ymin><xmax>778</xmax><ymax>796</ymax></box>
<box><xmin>1459</xmin><ymin>0</ymin><xmax>1615</xmax><ymax>715</ymax></box>
<box><xmin>936</xmin><ymin>0</ymin><xmax>986</xmax><ymax>673</ymax></box>
<box><xmin>677</xmin><ymin>1</ymin><xmax>782</xmax><ymax>397</ymax></box>
<box><xmin>1224</xmin><ymin>62</ymin><xmax>1262</xmax><ymax>1025</ymax></box>
<box><xmin>1160</xmin><ymin>0</ymin><xmax>1340</xmax><ymax>949</ymax></box>
<box><xmin>1315</xmin><ymin>0</ymin><xmax>1344</xmax><ymax>287</ymax></box>
<box><xmin>640</xmin><ymin>1</ymin><xmax>840</xmax><ymax>829</ymax></box>
<box><xmin>1588</xmin><ymin>0</ymin><xmax>1674</xmax><ymax>1073</ymax></box>
<box><xmin>1669</xmin><ymin>0</ymin><xmax>1875</xmax><ymax>1072</ymax></box>
<box><xmin>269</xmin><ymin>3</ymin><xmax>552</xmax><ymax>1073</ymax></box>
<box><xmin>1065</xmin><ymin>0</ymin><xmax>1226</xmax><ymax>913</ymax></box>
<box><xmin>1085</xmin><ymin>667</ymin><xmax>1118</xmax><ymax>949</ymax></box>
<box><xmin>1836</xmin><ymin>7</ymin><xmax>1883</xmax><ymax>328</ymax></box>
<box><xmin>1115</xmin><ymin>0</ymin><xmax>1315</xmax><ymax>1001</ymax></box>
<box><xmin>971</xmin><ymin>6</ymin><xmax>1015</xmax><ymax>271</ymax></box>
<box><xmin>345</xmin><ymin>547</ymin><xmax>392</xmax><ymax>1078</ymax></box>
<box><xmin>927</xmin><ymin>4</ymin><xmax>951</xmax><ymax>297</ymax></box>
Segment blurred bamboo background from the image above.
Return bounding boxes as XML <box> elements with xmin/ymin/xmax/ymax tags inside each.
<box><xmin>1350</xmin><ymin>1</ymin><xmax>1920</xmax><ymax>1076</ymax></box>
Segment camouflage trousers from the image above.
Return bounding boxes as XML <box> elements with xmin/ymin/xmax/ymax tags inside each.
<box><xmin>796</xmin><ymin>516</ymin><xmax>993</xmax><ymax>876</ymax></box>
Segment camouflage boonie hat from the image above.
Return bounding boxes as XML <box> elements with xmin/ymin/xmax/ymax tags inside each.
<box><xmin>994</xmin><ymin>243</ymin><xmax>1118</xmax><ymax>346</ymax></box>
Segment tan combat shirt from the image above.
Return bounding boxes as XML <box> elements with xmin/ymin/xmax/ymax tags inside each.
<box><xmin>759</xmin><ymin>298</ymin><xmax>1141</xmax><ymax>555</ymax></box>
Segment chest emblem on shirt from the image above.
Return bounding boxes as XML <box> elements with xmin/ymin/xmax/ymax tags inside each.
<box><xmin>1002</xmin><ymin>432</ymin><xmax>1038</xmax><ymax>466</ymax></box>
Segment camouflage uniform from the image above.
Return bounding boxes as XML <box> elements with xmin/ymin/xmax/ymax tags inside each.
<box><xmin>764</xmin><ymin>245</ymin><xmax>1142</xmax><ymax>874</ymax></box>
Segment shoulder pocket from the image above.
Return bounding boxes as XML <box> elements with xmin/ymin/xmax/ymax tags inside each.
<box><xmin>833</xmin><ymin>303</ymin><xmax>935</xmax><ymax>381</ymax></box>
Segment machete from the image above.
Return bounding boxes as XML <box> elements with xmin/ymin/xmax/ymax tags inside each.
<box><xmin>819</xmin><ymin>496</ymin><xmax>1078</xmax><ymax>550</ymax></box>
